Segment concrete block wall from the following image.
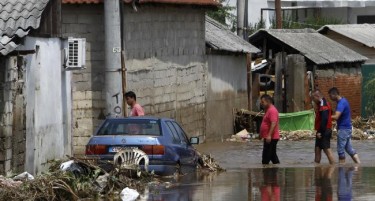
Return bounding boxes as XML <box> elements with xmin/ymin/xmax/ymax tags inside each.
<box><xmin>315</xmin><ymin>66</ymin><xmax>362</xmax><ymax>117</ymax></box>
<box><xmin>124</xmin><ymin>5</ymin><xmax>207</xmax><ymax>137</ymax></box>
<box><xmin>0</xmin><ymin>56</ymin><xmax>26</xmax><ymax>174</ymax></box>
<box><xmin>63</xmin><ymin>4</ymin><xmax>208</xmax><ymax>153</ymax></box>
<box><xmin>62</xmin><ymin>4</ymin><xmax>106</xmax><ymax>155</ymax></box>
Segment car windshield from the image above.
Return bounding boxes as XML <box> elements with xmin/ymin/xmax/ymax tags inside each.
<box><xmin>97</xmin><ymin>119</ymin><xmax>161</xmax><ymax>136</ymax></box>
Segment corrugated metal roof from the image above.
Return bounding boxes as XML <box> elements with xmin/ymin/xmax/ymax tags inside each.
<box><xmin>62</xmin><ymin>0</ymin><xmax>220</xmax><ymax>6</ymax></box>
<box><xmin>0</xmin><ymin>0</ymin><xmax>49</xmax><ymax>56</ymax></box>
<box><xmin>205</xmin><ymin>16</ymin><xmax>260</xmax><ymax>54</ymax></box>
<box><xmin>249</xmin><ymin>29</ymin><xmax>367</xmax><ymax>65</ymax></box>
<box><xmin>318</xmin><ymin>24</ymin><xmax>375</xmax><ymax>48</ymax></box>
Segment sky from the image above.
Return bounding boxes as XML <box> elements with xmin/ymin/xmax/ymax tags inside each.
<box><xmin>226</xmin><ymin>0</ymin><xmax>271</xmax><ymax>25</ymax></box>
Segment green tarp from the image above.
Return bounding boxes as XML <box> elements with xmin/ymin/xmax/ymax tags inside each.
<box><xmin>279</xmin><ymin>110</ymin><xmax>314</xmax><ymax>131</ymax></box>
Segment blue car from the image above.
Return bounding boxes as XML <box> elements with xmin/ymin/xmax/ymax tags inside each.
<box><xmin>85</xmin><ymin>117</ymin><xmax>200</xmax><ymax>175</ymax></box>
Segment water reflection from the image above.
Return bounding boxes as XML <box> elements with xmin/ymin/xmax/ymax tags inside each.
<box><xmin>141</xmin><ymin>166</ymin><xmax>375</xmax><ymax>201</ymax></box>
<box><xmin>338</xmin><ymin>167</ymin><xmax>355</xmax><ymax>201</ymax></box>
<box><xmin>315</xmin><ymin>166</ymin><xmax>334</xmax><ymax>201</ymax></box>
<box><xmin>260</xmin><ymin>168</ymin><xmax>280</xmax><ymax>201</ymax></box>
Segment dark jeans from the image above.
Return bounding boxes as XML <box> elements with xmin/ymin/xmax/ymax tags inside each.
<box><xmin>262</xmin><ymin>139</ymin><xmax>280</xmax><ymax>164</ymax></box>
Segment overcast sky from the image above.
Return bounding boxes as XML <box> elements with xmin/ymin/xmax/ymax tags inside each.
<box><xmin>224</xmin><ymin>0</ymin><xmax>272</xmax><ymax>25</ymax></box>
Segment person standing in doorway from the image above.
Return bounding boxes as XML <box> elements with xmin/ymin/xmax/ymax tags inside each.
<box><xmin>328</xmin><ymin>87</ymin><xmax>360</xmax><ymax>164</ymax></box>
<box><xmin>260</xmin><ymin>94</ymin><xmax>280</xmax><ymax>165</ymax></box>
<box><xmin>312</xmin><ymin>89</ymin><xmax>335</xmax><ymax>164</ymax></box>
<box><xmin>125</xmin><ymin>91</ymin><xmax>145</xmax><ymax>117</ymax></box>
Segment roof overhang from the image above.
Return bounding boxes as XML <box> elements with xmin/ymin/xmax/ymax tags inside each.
<box><xmin>62</xmin><ymin>0</ymin><xmax>220</xmax><ymax>7</ymax></box>
<box><xmin>267</xmin><ymin>0</ymin><xmax>375</xmax><ymax>7</ymax></box>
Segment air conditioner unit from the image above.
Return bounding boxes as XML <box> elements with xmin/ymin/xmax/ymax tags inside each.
<box><xmin>64</xmin><ymin>38</ymin><xmax>86</xmax><ymax>70</ymax></box>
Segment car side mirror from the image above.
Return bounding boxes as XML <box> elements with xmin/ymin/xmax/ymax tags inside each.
<box><xmin>190</xmin><ymin>137</ymin><xmax>199</xmax><ymax>144</ymax></box>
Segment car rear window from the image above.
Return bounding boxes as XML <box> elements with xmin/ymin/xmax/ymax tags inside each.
<box><xmin>97</xmin><ymin>119</ymin><xmax>161</xmax><ymax>136</ymax></box>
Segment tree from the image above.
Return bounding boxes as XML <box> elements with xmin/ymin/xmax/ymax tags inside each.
<box><xmin>207</xmin><ymin>0</ymin><xmax>236</xmax><ymax>27</ymax></box>
<box><xmin>364</xmin><ymin>75</ymin><xmax>375</xmax><ymax>117</ymax></box>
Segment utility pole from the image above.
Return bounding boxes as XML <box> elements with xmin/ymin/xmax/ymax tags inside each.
<box><xmin>237</xmin><ymin>0</ymin><xmax>245</xmax><ymax>38</ymax></box>
<box><xmin>275</xmin><ymin>0</ymin><xmax>282</xmax><ymax>29</ymax></box>
<box><xmin>104</xmin><ymin>0</ymin><xmax>123</xmax><ymax>117</ymax></box>
<box><xmin>244</xmin><ymin>0</ymin><xmax>249</xmax><ymax>39</ymax></box>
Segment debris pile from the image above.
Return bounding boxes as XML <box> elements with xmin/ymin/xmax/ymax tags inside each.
<box><xmin>280</xmin><ymin>130</ymin><xmax>314</xmax><ymax>141</ymax></box>
<box><xmin>352</xmin><ymin>116</ymin><xmax>375</xmax><ymax>131</ymax></box>
<box><xmin>226</xmin><ymin>129</ymin><xmax>259</xmax><ymax>142</ymax></box>
<box><xmin>197</xmin><ymin>152</ymin><xmax>225</xmax><ymax>172</ymax></box>
<box><xmin>234</xmin><ymin>107</ymin><xmax>375</xmax><ymax>141</ymax></box>
<box><xmin>0</xmin><ymin>152</ymin><xmax>225</xmax><ymax>200</ymax></box>
<box><xmin>233</xmin><ymin>109</ymin><xmax>263</xmax><ymax>135</ymax></box>
<box><xmin>0</xmin><ymin>157</ymin><xmax>151</xmax><ymax>200</ymax></box>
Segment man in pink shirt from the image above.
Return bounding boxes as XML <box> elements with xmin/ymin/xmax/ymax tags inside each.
<box><xmin>125</xmin><ymin>91</ymin><xmax>145</xmax><ymax>117</ymax></box>
<box><xmin>260</xmin><ymin>94</ymin><xmax>280</xmax><ymax>164</ymax></box>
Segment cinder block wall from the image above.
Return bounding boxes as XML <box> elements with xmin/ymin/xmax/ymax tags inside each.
<box><xmin>123</xmin><ymin>5</ymin><xmax>207</xmax><ymax>138</ymax></box>
<box><xmin>315</xmin><ymin>66</ymin><xmax>362</xmax><ymax>117</ymax></box>
<box><xmin>62</xmin><ymin>4</ymin><xmax>106</xmax><ymax>155</ymax></box>
<box><xmin>62</xmin><ymin>4</ymin><xmax>208</xmax><ymax>154</ymax></box>
<box><xmin>0</xmin><ymin>56</ymin><xmax>26</xmax><ymax>174</ymax></box>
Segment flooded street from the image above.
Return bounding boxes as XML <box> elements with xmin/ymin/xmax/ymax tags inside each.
<box><xmin>140</xmin><ymin>141</ymin><xmax>375</xmax><ymax>201</ymax></box>
<box><xmin>197</xmin><ymin>140</ymin><xmax>375</xmax><ymax>168</ymax></box>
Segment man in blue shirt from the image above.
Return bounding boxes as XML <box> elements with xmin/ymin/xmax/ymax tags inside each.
<box><xmin>328</xmin><ymin>87</ymin><xmax>360</xmax><ymax>164</ymax></box>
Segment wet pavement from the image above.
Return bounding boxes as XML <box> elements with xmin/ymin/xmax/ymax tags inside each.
<box><xmin>139</xmin><ymin>141</ymin><xmax>375</xmax><ymax>201</ymax></box>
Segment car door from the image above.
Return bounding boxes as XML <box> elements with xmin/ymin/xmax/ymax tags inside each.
<box><xmin>165</xmin><ymin>121</ymin><xmax>187</xmax><ymax>163</ymax></box>
<box><xmin>171</xmin><ymin>121</ymin><xmax>196</xmax><ymax>166</ymax></box>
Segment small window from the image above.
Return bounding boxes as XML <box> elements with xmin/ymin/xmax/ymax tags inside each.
<box><xmin>97</xmin><ymin>119</ymin><xmax>161</xmax><ymax>135</ymax></box>
<box><xmin>166</xmin><ymin>121</ymin><xmax>180</xmax><ymax>143</ymax></box>
<box><xmin>357</xmin><ymin>15</ymin><xmax>375</xmax><ymax>24</ymax></box>
<box><xmin>172</xmin><ymin>122</ymin><xmax>188</xmax><ymax>143</ymax></box>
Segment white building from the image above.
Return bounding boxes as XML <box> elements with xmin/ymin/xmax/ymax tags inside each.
<box><xmin>229</xmin><ymin>0</ymin><xmax>375</xmax><ymax>28</ymax></box>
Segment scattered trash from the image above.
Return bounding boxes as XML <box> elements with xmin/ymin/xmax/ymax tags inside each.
<box><xmin>227</xmin><ymin>129</ymin><xmax>251</xmax><ymax>142</ymax></box>
<box><xmin>114</xmin><ymin>149</ymin><xmax>149</xmax><ymax>178</ymax></box>
<box><xmin>95</xmin><ymin>173</ymin><xmax>109</xmax><ymax>192</ymax></box>
<box><xmin>13</xmin><ymin>172</ymin><xmax>34</xmax><ymax>181</ymax></box>
<box><xmin>280</xmin><ymin>130</ymin><xmax>314</xmax><ymax>141</ymax></box>
<box><xmin>62</xmin><ymin>161</ymin><xmax>90</xmax><ymax>177</ymax></box>
<box><xmin>120</xmin><ymin>187</ymin><xmax>140</xmax><ymax>201</ymax></box>
<box><xmin>60</xmin><ymin>160</ymin><xmax>75</xmax><ymax>171</ymax></box>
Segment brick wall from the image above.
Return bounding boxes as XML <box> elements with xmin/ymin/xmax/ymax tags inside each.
<box><xmin>124</xmin><ymin>5</ymin><xmax>207</xmax><ymax>137</ymax></box>
<box><xmin>314</xmin><ymin>66</ymin><xmax>362</xmax><ymax>117</ymax></box>
<box><xmin>62</xmin><ymin>4</ymin><xmax>106</xmax><ymax>154</ymax></box>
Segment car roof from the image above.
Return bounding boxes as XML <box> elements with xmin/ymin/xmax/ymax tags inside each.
<box><xmin>105</xmin><ymin>116</ymin><xmax>175</xmax><ymax>122</ymax></box>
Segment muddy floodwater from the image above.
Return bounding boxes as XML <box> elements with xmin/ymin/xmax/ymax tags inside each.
<box><xmin>139</xmin><ymin>141</ymin><xmax>375</xmax><ymax>201</ymax></box>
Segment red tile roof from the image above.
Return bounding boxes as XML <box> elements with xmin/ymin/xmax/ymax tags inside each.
<box><xmin>62</xmin><ymin>0</ymin><xmax>220</xmax><ymax>6</ymax></box>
